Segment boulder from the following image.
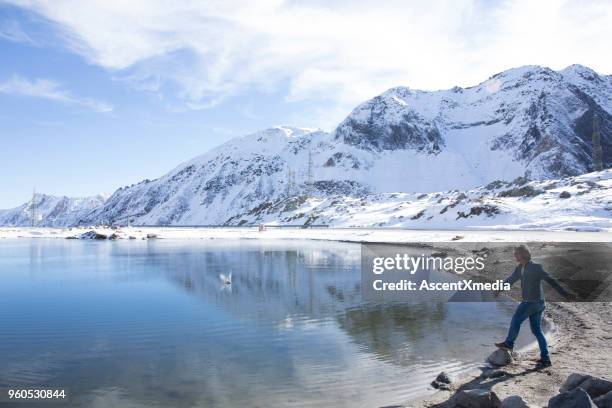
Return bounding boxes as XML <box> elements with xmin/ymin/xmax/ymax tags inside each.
<box><xmin>581</xmin><ymin>378</ymin><xmax>612</xmax><ymax>399</ymax></box>
<box><xmin>455</xmin><ymin>389</ymin><xmax>502</xmax><ymax>408</ymax></box>
<box><xmin>561</xmin><ymin>373</ymin><xmax>591</xmax><ymax>392</ymax></box>
<box><xmin>146</xmin><ymin>233</ymin><xmax>158</xmax><ymax>239</ymax></box>
<box><xmin>108</xmin><ymin>233</ymin><xmax>120</xmax><ymax>240</ymax></box>
<box><xmin>502</xmin><ymin>395</ymin><xmax>533</xmax><ymax>408</ymax></box>
<box><xmin>594</xmin><ymin>390</ymin><xmax>612</xmax><ymax>408</ymax></box>
<box><xmin>487</xmin><ymin>349</ymin><xmax>514</xmax><ymax>366</ymax></box>
<box><xmin>560</xmin><ymin>374</ymin><xmax>612</xmax><ymax>399</ymax></box>
<box><xmin>549</xmin><ymin>387</ymin><xmax>597</xmax><ymax>408</ymax></box>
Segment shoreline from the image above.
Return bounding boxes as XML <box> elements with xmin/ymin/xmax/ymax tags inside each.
<box><xmin>1</xmin><ymin>226</ymin><xmax>612</xmax><ymax>243</ymax></box>
<box><xmin>405</xmin><ymin>302</ymin><xmax>612</xmax><ymax>407</ymax></box>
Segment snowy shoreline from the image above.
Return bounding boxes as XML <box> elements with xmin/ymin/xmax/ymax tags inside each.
<box><xmin>1</xmin><ymin>226</ymin><xmax>611</xmax><ymax>243</ymax></box>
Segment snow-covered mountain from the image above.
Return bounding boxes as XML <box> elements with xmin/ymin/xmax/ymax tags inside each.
<box><xmin>2</xmin><ymin>64</ymin><xmax>610</xmax><ymax>228</ymax></box>
<box><xmin>0</xmin><ymin>193</ymin><xmax>108</xmax><ymax>227</ymax></box>
<box><xmin>75</xmin><ymin>64</ymin><xmax>610</xmax><ymax>227</ymax></box>
<box><xmin>335</xmin><ymin>64</ymin><xmax>611</xmax><ymax>190</ymax></box>
<box><xmin>232</xmin><ymin>168</ymin><xmax>612</xmax><ymax>231</ymax></box>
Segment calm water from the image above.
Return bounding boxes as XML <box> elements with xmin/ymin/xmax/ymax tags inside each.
<box><xmin>0</xmin><ymin>239</ymin><xmax>528</xmax><ymax>407</ymax></box>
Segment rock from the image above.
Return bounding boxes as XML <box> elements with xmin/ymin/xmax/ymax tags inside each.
<box><xmin>146</xmin><ymin>233</ymin><xmax>158</xmax><ymax>239</ymax></box>
<box><xmin>594</xmin><ymin>390</ymin><xmax>612</xmax><ymax>408</ymax></box>
<box><xmin>65</xmin><ymin>236</ymin><xmax>78</xmax><ymax>239</ymax></box>
<box><xmin>561</xmin><ymin>373</ymin><xmax>592</xmax><ymax>392</ymax></box>
<box><xmin>502</xmin><ymin>395</ymin><xmax>532</xmax><ymax>408</ymax></box>
<box><xmin>549</xmin><ymin>387</ymin><xmax>597</xmax><ymax>408</ymax></box>
<box><xmin>487</xmin><ymin>349</ymin><xmax>514</xmax><ymax>366</ymax></box>
<box><xmin>431</xmin><ymin>371</ymin><xmax>453</xmax><ymax>390</ymax></box>
<box><xmin>560</xmin><ymin>374</ymin><xmax>612</xmax><ymax>399</ymax></box>
<box><xmin>128</xmin><ymin>236</ymin><xmax>137</xmax><ymax>240</ymax></box>
<box><xmin>108</xmin><ymin>233</ymin><xmax>119</xmax><ymax>240</ymax></box>
<box><xmin>431</xmin><ymin>381</ymin><xmax>452</xmax><ymax>390</ymax></box>
<box><xmin>455</xmin><ymin>389</ymin><xmax>502</xmax><ymax>408</ymax></box>
<box><xmin>80</xmin><ymin>230</ymin><xmax>107</xmax><ymax>240</ymax></box>
<box><xmin>559</xmin><ymin>191</ymin><xmax>572</xmax><ymax>199</ymax></box>
<box><xmin>580</xmin><ymin>378</ymin><xmax>612</xmax><ymax>399</ymax></box>
<box><xmin>436</xmin><ymin>371</ymin><xmax>452</xmax><ymax>384</ymax></box>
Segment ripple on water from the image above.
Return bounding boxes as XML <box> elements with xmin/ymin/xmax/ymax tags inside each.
<box><xmin>0</xmin><ymin>239</ymin><xmax>527</xmax><ymax>408</ymax></box>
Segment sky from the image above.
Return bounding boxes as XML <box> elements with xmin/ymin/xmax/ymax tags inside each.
<box><xmin>1</xmin><ymin>0</ymin><xmax>612</xmax><ymax>208</ymax></box>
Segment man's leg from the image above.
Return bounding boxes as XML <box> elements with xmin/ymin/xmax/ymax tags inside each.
<box><xmin>529</xmin><ymin>306</ymin><xmax>549</xmax><ymax>362</ymax></box>
<box><xmin>504</xmin><ymin>302</ymin><xmax>530</xmax><ymax>348</ymax></box>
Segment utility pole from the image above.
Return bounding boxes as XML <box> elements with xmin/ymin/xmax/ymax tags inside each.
<box><xmin>592</xmin><ymin>113</ymin><xmax>603</xmax><ymax>172</ymax></box>
<box><xmin>285</xmin><ymin>167</ymin><xmax>296</xmax><ymax>197</ymax></box>
<box><xmin>307</xmin><ymin>149</ymin><xmax>314</xmax><ymax>195</ymax></box>
<box><xmin>30</xmin><ymin>188</ymin><xmax>37</xmax><ymax>227</ymax></box>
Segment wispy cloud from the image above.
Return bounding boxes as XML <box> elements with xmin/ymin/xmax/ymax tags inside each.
<box><xmin>5</xmin><ymin>0</ymin><xmax>612</xmax><ymax>125</ymax></box>
<box><xmin>0</xmin><ymin>75</ymin><xmax>113</xmax><ymax>113</ymax></box>
<box><xmin>0</xmin><ymin>18</ymin><xmax>35</xmax><ymax>44</ymax></box>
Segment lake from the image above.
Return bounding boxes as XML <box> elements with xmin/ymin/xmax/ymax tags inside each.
<box><xmin>0</xmin><ymin>239</ymin><xmax>530</xmax><ymax>407</ymax></box>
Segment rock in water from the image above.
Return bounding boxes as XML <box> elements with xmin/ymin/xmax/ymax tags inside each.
<box><xmin>431</xmin><ymin>371</ymin><xmax>452</xmax><ymax>389</ymax></box>
<box><xmin>455</xmin><ymin>389</ymin><xmax>502</xmax><ymax>408</ymax></box>
<box><xmin>79</xmin><ymin>230</ymin><xmax>107</xmax><ymax>240</ymax></box>
<box><xmin>549</xmin><ymin>387</ymin><xmax>597</xmax><ymax>408</ymax></box>
<box><xmin>502</xmin><ymin>395</ymin><xmax>533</xmax><ymax>408</ymax></box>
<box><xmin>487</xmin><ymin>349</ymin><xmax>514</xmax><ymax>366</ymax></box>
<box><xmin>594</xmin><ymin>390</ymin><xmax>612</xmax><ymax>408</ymax></box>
<box><xmin>435</xmin><ymin>371</ymin><xmax>452</xmax><ymax>384</ymax></box>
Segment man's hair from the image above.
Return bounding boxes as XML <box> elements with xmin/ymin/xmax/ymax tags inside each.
<box><xmin>514</xmin><ymin>244</ymin><xmax>532</xmax><ymax>261</ymax></box>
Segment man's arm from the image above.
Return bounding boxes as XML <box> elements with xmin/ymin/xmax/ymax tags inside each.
<box><xmin>495</xmin><ymin>266</ymin><xmax>521</xmax><ymax>297</ymax></box>
<box><xmin>504</xmin><ymin>266</ymin><xmax>521</xmax><ymax>286</ymax></box>
<box><xmin>539</xmin><ymin>265</ymin><xmax>572</xmax><ymax>299</ymax></box>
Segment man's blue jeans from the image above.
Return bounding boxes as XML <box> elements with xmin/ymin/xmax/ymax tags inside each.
<box><xmin>505</xmin><ymin>300</ymin><xmax>549</xmax><ymax>360</ymax></box>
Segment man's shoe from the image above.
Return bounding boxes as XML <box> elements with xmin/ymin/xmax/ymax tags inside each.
<box><xmin>535</xmin><ymin>358</ymin><xmax>552</xmax><ymax>368</ymax></box>
<box><xmin>494</xmin><ymin>341</ymin><xmax>513</xmax><ymax>351</ymax></box>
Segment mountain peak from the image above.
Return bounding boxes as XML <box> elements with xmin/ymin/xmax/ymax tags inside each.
<box><xmin>271</xmin><ymin>125</ymin><xmax>320</xmax><ymax>137</ymax></box>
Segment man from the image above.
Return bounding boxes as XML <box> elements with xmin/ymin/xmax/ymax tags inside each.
<box><xmin>495</xmin><ymin>245</ymin><xmax>575</xmax><ymax>368</ymax></box>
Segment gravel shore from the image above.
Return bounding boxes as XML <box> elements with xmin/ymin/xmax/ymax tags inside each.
<box><xmin>405</xmin><ymin>302</ymin><xmax>612</xmax><ymax>407</ymax></box>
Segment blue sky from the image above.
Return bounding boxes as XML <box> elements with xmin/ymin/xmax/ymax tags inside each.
<box><xmin>1</xmin><ymin>0</ymin><xmax>611</xmax><ymax>208</ymax></box>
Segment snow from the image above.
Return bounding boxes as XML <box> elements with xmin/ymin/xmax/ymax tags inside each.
<box><xmin>235</xmin><ymin>169</ymin><xmax>612</xmax><ymax>231</ymax></box>
<box><xmin>1</xmin><ymin>226</ymin><xmax>610</xmax><ymax>243</ymax></box>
